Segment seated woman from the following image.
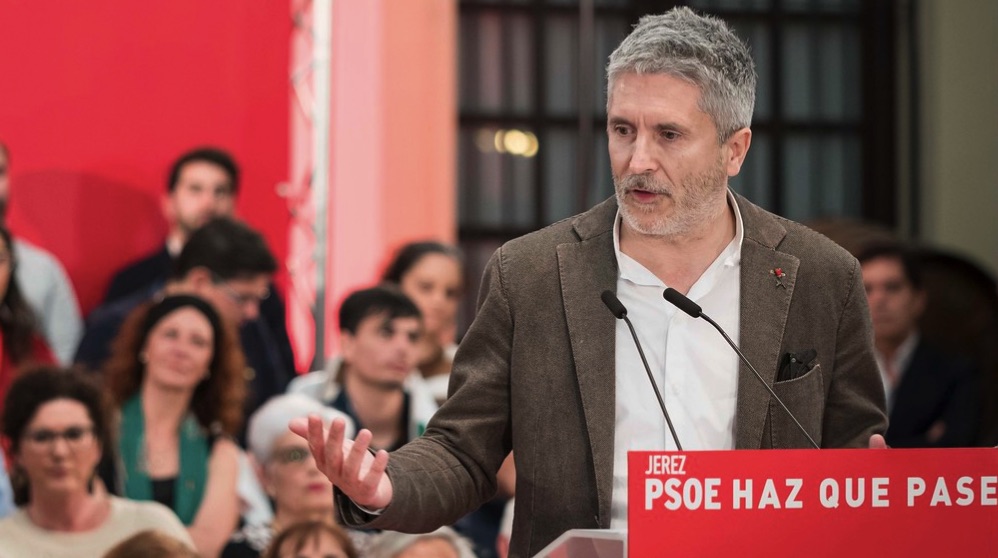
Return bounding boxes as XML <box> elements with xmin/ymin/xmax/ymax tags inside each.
<box><xmin>223</xmin><ymin>394</ymin><xmax>362</xmax><ymax>558</ymax></box>
<box><xmin>262</xmin><ymin>520</ymin><xmax>358</xmax><ymax>558</ymax></box>
<box><xmin>0</xmin><ymin>367</ymin><xmax>192</xmax><ymax>557</ymax></box>
<box><xmin>381</xmin><ymin>241</ymin><xmax>464</xmax><ymax>405</ymax></box>
<box><xmin>366</xmin><ymin>527</ymin><xmax>476</xmax><ymax>558</ymax></box>
<box><xmin>0</xmin><ymin>225</ymin><xmax>55</xmax><ymax>417</ymax></box>
<box><xmin>103</xmin><ymin>294</ymin><xmax>245</xmax><ymax>558</ymax></box>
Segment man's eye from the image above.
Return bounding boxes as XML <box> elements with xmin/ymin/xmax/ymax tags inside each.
<box><xmin>661</xmin><ymin>130</ymin><xmax>680</xmax><ymax>141</ymax></box>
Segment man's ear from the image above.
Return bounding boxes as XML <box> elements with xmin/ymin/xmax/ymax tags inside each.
<box><xmin>723</xmin><ymin>127</ymin><xmax>752</xmax><ymax>177</ymax></box>
<box><xmin>161</xmin><ymin>193</ymin><xmax>176</xmax><ymax>222</ymax></box>
<box><xmin>339</xmin><ymin>331</ymin><xmax>356</xmax><ymax>362</ymax></box>
<box><xmin>184</xmin><ymin>267</ymin><xmax>215</xmax><ymax>290</ymax></box>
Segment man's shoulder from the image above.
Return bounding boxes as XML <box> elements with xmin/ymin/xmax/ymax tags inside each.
<box><xmin>738</xmin><ymin>195</ymin><xmax>857</xmax><ymax>270</ymax></box>
<box><xmin>105</xmin><ymin>245</ymin><xmax>172</xmax><ymax>302</ymax></box>
<box><xmin>497</xmin><ymin>197</ymin><xmax>616</xmax><ymax>262</ymax></box>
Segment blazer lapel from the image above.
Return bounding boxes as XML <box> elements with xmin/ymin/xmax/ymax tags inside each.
<box><xmin>734</xmin><ymin>194</ymin><xmax>799</xmax><ymax>449</ymax></box>
<box><xmin>557</xmin><ymin>198</ymin><xmax>618</xmax><ymax>527</ymax></box>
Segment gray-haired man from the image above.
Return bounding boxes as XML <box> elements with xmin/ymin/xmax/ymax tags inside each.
<box><xmin>296</xmin><ymin>8</ymin><xmax>888</xmax><ymax>557</ymax></box>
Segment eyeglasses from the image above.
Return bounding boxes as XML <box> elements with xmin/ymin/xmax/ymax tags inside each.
<box><xmin>23</xmin><ymin>426</ymin><xmax>95</xmax><ymax>450</ymax></box>
<box><xmin>213</xmin><ymin>275</ymin><xmax>270</xmax><ymax>307</ymax></box>
<box><xmin>270</xmin><ymin>446</ymin><xmax>313</xmax><ymax>466</ymax></box>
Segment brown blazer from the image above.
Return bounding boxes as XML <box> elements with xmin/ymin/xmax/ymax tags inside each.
<box><xmin>340</xmin><ymin>194</ymin><xmax>887</xmax><ymax>557</ymax></box>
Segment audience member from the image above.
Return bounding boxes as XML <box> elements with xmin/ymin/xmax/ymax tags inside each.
<box><xmin>77</xmin><ymin>217</ymin><xmax>290</xmax><ymax>428</ymax></box>
<box><xmin>102</xmin><ymin>295</ymin><xmax>244</xmax><ymax>558</ymax></box>
<box><xmin>366</xmin><ymin>527</ymin><xmax>476</xmax><ymax>558</ymax></box>
<box><xmin>382</xmin><ymin>241</ymin><xmax>464</xmax><ymax>405</ymax></box>
<box><xmin>0</xmin><ymin>141</ymin><xmax>83</xmax><ymax>364</ymax></box>
<box><xmin>96</xmin><ymin>147</ymin><xmax>296</xmax><ymax>412</ymax></box>
<box><xmin>0</xmin><ymin>367</ymin><xmax>193</xmax><ymax>557</ymax></box>
<box><xmin>103</xmin><ymin>147</ymin><xmax>239</xmax><ymax>303</ymax></box>
<box><xmin>287</xmin><ymin>286</ymin><xmax>436</xmax><ymax>452</ymax></box>
<box><xmin>859</xmin><ymin>243</ymin><xmax>980</xmax><ymax>446</ymax></box>
<box><xmin>0</xmin><ymin>225</ymin><xmax>56</xmax><ymax>416</ymax></box>
<box><xmin>261</xmin><ymin>520</ymin><xmax>357</xmax><ymax>558</ymax></box>
<box><xmin>223</xmin><ymin>394</ymin><xmax>358</xmax><ymax>558</ymax></box>
<box><xmin>103</xmin><ymin>529</ymin><xmax>201</xmax><ymax>558</ymax></box>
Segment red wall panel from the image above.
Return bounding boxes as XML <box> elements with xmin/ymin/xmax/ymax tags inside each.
<box><xmin>0</xmin><ymin>1</ymin><xmax>291</xmax><ymax>314</ymax></box>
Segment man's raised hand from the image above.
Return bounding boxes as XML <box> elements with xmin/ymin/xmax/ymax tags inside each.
<box><xmin>289</xmin><ymin>415</ymin><xmax>394</xmax><ymax>511</ymax></box>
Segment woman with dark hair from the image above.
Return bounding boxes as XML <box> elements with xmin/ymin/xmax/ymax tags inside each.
<box><xmin>381</xmin><ymin>241</ymin><xmax>463</xmax><ymax>405</ymax></box>
<box><xmin>0</xmin><ymin>224</ymin><xmax>55</xmax><ymax>416</ymax></box>
<box><xmin>102</xmin><ymin>294</ymin><xmax>246</xmax><ymax>558</ymax></box>
<box><xmin>0</xmin><ymin>367</ymin><xmax>192</xmax><ymax>557</ymax></box>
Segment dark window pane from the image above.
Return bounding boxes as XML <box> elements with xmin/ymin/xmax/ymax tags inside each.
<box><xmin>782</xmin><ymin>23</ymin><xmax>861</xmax><ymax>122</ymax></box>
<box><xmin>543</xmin><ymin>128</ymin><xmax>578</xmax><ymax>223</ymax></box>
<box><xmin>545</xmin><ymin>16</ymin><xmax>579</xmax><ymax>115</ymax></box>
<box><xmin>688</xmin><ymin>0</ymin><xmax>774</xmax><ymax>11</ymax></box>
<box><xmin>459</xmin><ymin>12</ymin><xmax>535</xmax><ymax>114</ymax></box>
<box><xmin>458</xmin><ymin>126</ymin><xmax>538</xmax><ymax>228</ymax></box>
<box><xmin>782</xmin><ymin>0</ymin><xmax>860</xmax><ymax>14</ymax></box>
<box><xmin>781</xmin><ymin>133</ymin><xmax>862</xmax><ymax>221</ymax></box>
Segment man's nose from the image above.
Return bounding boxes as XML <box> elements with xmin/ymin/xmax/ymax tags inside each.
<box><xmin>628</xmin><ymin>132</ymin><xmax>658</xmax><ymax>175</ymax></box>
<box><xmin>241</xmin><ymin>302</ymin><xmax>261</xmax><ymax>322</ymax></box>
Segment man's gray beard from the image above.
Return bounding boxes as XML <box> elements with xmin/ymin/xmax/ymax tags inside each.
<box><xmin>614</xmin><ymin>164</ymin><xmax>728</xmax><ymax>239</ymax></box>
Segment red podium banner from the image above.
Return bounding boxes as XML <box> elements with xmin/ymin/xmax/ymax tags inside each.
<box><xmin>628</xmin><ymin>448</ymin><xmax>998</xmax><ymax>557</ymax></box>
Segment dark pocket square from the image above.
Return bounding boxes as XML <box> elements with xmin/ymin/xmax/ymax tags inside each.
<box><xmin>778</xmin><ymin>349</ymin><xmax>817</xmax><ymax>382</ymax></box>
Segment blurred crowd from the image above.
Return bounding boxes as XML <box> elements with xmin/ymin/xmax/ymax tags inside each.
<box><xmin>0</xmin><ymin>143</ymin><xmax>993</xmax><ymax>557</ymax></box>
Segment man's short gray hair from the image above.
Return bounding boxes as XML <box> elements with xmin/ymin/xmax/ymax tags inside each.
<box><xmin>606</xmin><ymin>6</ymin><xmax>756</xmax><ymax>141</ymax></box>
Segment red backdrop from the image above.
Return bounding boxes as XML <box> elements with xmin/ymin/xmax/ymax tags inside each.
<box><xmin>0</xmin><ymin>1</ymin><xmax>291</xmax><ymax>315</ymax></box>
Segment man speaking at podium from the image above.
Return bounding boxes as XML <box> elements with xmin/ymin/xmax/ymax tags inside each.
<box><xmin>294</xmin><ymin>7</ymin><xmax>887</xmax><ymax>557</ymax></box>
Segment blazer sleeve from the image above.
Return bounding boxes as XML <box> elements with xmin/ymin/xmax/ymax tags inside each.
<box><xmin>339</xmin><ymin>248</ymin><xmax>513</xmax><ymax>531</ymax></box>
<box><xmin>821</xmin><ymin>257</ymin><xmax>889</xmax><ymax>448</ymax></box>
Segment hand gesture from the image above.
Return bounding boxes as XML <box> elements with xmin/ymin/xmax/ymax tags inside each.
<box><xmin>289</xmin><ymin>415</ymin><xmax>394</xmax><ymax>511</ymax></box>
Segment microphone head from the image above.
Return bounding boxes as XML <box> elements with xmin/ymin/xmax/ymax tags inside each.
<box><xmin>663</xmin><ymin>288</ymin><xmax>702</xmax><ymax>318</ymax></box>
<box><xmin>600</xmin><ymin>290</ymin><xmax>627</xmax><ymax>319</ymax></box>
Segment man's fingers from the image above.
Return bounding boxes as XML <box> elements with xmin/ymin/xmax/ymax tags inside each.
<box><xmin>342</xmin><ymin>429</ymin><xmax>374</xmax><ymax>482</ymax></box>
<box><xmin>324</xmin><ymin>418</ymin><xmax>348</xmax><ymax>477</ymax></box>
<box><xmin>363</xmin><ymin>449</ymin><xmax>390</xmax><ymax>490</ymax></box>
<box><xmin>868</xmin><ymin>433</ymin><xmax>888</xmax><ymax>449</ymax></box>
<box><xmin>307</xmin><ymin>415</ymin><xmax>329</xmax><ymax>471</ymax></box>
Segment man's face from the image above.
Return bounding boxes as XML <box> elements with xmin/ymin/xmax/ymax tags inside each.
<box><xmin>341</xmin><ymin>313</ymin><xmax>422</xmax><ymax>390</ymax></box>
<box><xmin>166</xmin><ymin>160</ymin><xmax>235</xmax><ymax>236</ymax></box>
<box><xmin>862</xmin><ymin>256</ymin><xmax>925</xmax><ymax>346</ymax></box>
<box><xmin>0</xmin><ymin>147</ymin><xmax>10</xmax><ymax>220</ymax></box>
<box><xmin>207</xmin><ymin>274</ymin><xmax>271</xmax><ymax>325</ymax></box>
<box><xmin>607</xmin><ymin>72</ymin><xmax>747</xmax><ymax>239</ymax></box>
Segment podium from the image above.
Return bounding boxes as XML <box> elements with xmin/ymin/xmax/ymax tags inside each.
<box><xmin>532</xmin><ymin>529</ymin><xmax>626</xmax><ymax>558</ymax></box>
<box><xmin>627</xmin><ymin>448</ymin><xmax>998</xmax><ymax>558</ymax></box>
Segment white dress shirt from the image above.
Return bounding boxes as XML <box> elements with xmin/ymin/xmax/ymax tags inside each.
<box><xmin>610</xmin><ymin>192</ymin><xmax>744</xmax><ymax>529</ymax></box>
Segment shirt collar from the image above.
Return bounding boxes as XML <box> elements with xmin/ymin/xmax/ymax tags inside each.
<box><xmin>613</xmin><ymin>189</ymin><xmax>745</xmax><ymax>287</ymax></box>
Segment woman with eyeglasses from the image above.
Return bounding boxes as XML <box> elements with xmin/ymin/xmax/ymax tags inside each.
<box><xmin>0</xmin><ymin>367</ymin><xmax>193</xmax><ymax>557</ymax></box>
<box><xmin>222</xmin><ymin>394</ymin><xmax>367</xmax><ymax>558</ymax></box>
<box><xmin>102</xmin><ymin>294</ymin><xmax>246</xmax><ymax>558</ymax></box>
<box><xmin>0</xmin><ymin>225</ymin><xmax>55</xmax><ymax>419</ymax></box>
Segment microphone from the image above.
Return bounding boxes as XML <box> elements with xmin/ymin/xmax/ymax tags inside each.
<box><xmin>601</xmin><ymin>290</ymin><xmax>683</xmax><ymax>451</ymax></box>
<box><xmin>663</xmin><ymin>288</ymin><xmax>820</xmax><ymax>449</ymax></box>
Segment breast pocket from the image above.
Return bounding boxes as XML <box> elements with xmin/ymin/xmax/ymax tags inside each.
<box><xmin>770</xmin><ymin>364</ymin><xmax>825</xmax><ymax>448</ymax></box>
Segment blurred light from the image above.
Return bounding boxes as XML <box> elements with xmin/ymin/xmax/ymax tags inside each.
<box><xmin>474</xmin><ymin>128</ymin><xmax>539</xmax><ymax>158</ymax></box>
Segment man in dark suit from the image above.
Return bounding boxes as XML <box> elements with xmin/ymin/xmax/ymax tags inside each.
<box><xmin>295</xmin><ymin>8</ymin><xmax>887</xmax><ymax>557</ymax></box>
<box><xmin>860</xmin><ymin>243</ymin><xmax>980</xmax><ymax>447</ymax></box>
